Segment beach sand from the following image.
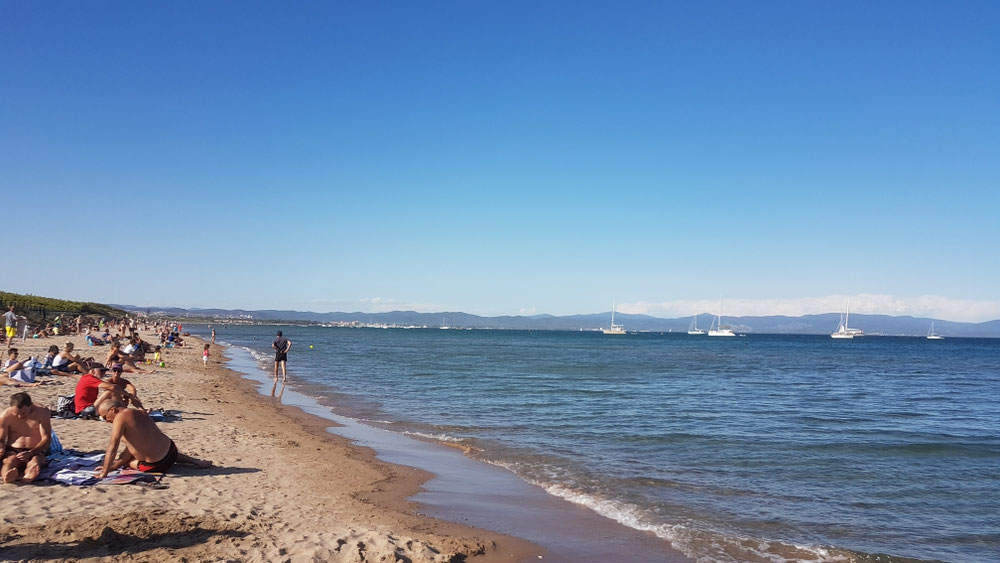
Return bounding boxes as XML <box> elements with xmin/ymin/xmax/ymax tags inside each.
<box><xmin>0</xmin><ymin>332</ymin><xmax>540</xmax><ymax>562</ymax></box>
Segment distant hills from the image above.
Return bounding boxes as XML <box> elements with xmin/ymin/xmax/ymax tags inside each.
<box><xmin>111</xmin><ymin>305</ymin><xmax>1000</xmax><ymax>338</ymax></box>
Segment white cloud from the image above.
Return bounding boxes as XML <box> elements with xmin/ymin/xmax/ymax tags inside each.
<box><xmin>519</xmin><ymin>307</ymin><xmax>538</xmax><ymax>315</ymax></box>
<box><xmin>619</xmin><ymin>294</ymin><xmax>1000</xmax><ymax>323</ymax></box>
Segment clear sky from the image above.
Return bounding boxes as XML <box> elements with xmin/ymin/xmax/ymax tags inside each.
<box><xmin>2</xmin><ymin>2</ymin><xmax>998</xmax><ymax>321</ymax></box>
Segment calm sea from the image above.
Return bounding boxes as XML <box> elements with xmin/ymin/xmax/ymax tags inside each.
<box><xmin>196</xmin><ymin>326</ymin><xmax>999</xmax><ymax>562</ymax></box>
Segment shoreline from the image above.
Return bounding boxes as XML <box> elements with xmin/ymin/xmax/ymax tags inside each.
<box><xmin>221</xmin><ymin>341</ymin><xmax>690</xmax><ymax>562</ymax></box>
<box><xmin>0</xmin><ymin>332</ymin><xmax>542</xmax><ymax>561</ymax></box>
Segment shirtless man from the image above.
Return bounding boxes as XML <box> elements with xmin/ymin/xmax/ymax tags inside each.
<box><xmin>0</xmin><ymin>393</ymin><xmax>51</xmax><ymax>483</ymax></box>
<box><xmin>103</xmin><ymin>364</ymin><xmax>145</xmax><ymax>411</ymax></box>
<box><xmin>96</xmin><ymin>406</ymin><xmax>211</xmax><ymax>477</ymax></box>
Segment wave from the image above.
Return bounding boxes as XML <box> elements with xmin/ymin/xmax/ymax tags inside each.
<box><xmin>480</xmin><ymin>460</ymin><xmax>926</xmax><ymax>563</ymax></box>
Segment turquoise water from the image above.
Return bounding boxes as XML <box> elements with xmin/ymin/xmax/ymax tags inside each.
<box><xmin>202</xmin><ymin>327</ymin><xmax>1000</xmax><ymax>562</ymax></box>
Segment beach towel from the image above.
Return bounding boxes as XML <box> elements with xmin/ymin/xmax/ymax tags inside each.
<box><xmin>4</xmin><ymin>358</ymin><xmax>36</xmax><ymax>383</ymax></box>
<box><xmin>38</xmin><ymin>450</ymin><xmax>162</xmax><ymax>486</ymax></box>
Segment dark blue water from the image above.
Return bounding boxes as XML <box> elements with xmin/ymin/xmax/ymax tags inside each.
<box><xmin>200</xmin><ymin>326</ymin><xmax>1000</xmax><ymax>562</ymax></box>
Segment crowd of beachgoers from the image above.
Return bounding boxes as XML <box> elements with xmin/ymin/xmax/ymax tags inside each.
<box><xmin>1</xmin><ymin>306</ymin><xmax>210</xmax><ymax>484</ymax></box>
<box><xmin>0</xmin><ymin>304</ymin><xmax>537</xmax><ymax>562</ymax></box>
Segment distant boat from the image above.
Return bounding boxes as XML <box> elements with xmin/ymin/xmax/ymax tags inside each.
<box><xmin>687</xmin><ymin>315</ymin><xmax>705</xmax><ymax>335</ymax></box>
<box><xmin>602</xmin><ymin>302</ymin><xmax>626</xmax><ymax>335</ymax></box>
<box><xmin>927</xmin><ymin>321</ymin><xmax>944</xmax><ymax>340</ymax></box>
<box><xmin>708</xmin><ymin>301</ymin><xmax>735</xmax><ymax>337</ymax></box>
<box><xmin>831</xmin><ymin>300</ymin><xmax>863</xmax><ymax>339</ymax></box>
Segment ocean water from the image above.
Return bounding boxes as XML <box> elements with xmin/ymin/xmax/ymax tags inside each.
<box><xmin>197</xmin><ymin>326</ymin><xmax>1000</xmax><ymax>562</ymax></box>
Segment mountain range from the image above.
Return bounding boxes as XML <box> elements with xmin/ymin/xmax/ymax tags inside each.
<box><xmin>111</xmin><ymin>305</ymin><xmax>1000</xmax><ymax>338</ymax></box>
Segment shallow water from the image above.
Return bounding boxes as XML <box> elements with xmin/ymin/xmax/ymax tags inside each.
<box><xmin>198</xmin><ymin>326</ymin><xmax>1000</xmax><ymax>562</ymax></box>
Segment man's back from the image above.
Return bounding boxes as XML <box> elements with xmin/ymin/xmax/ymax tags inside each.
<box><xmin>118</xmin><ymin>408</ymin><xmax>171</xmax><ymax>462</ymax></box>
<box><xmin>74</xmin><ymin>373</ymin><xmax>103</xmax><ymax>413</ymax></box>
<box><xmin>273</xmin><ymin>336</ymin><xmax>289</xmax><ymax>353</ymax></box>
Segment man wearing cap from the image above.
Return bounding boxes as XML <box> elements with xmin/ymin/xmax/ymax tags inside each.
<box><xmin>102</xmin><ymin>363</ymin><xmax>145</xmax><ymax>411</ymax></box>
<box><xmin>74</xmin><ymin>366</ymin><xmax>112</xmax><ymax>417</ymax></box>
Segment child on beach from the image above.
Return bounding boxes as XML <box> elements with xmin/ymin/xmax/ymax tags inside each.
<box><xmin>153</xmin><ymin>346</ymin><xmax>161</xmax><ymax>364</ymax></box>
<box><xmin>203</xmin><ymin>343</ymin><xmax>209</xmax><ymax>366</ymax></box>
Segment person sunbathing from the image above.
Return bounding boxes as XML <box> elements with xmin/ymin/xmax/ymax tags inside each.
<box><xmin>40</xmin><ymin>345</ymin><xmax>79</xmax><ymax>377</ymax></box>
<box><xmin>103</xmin><ymin>364</ymin><xmax>146</xmax><ymax>410</ymax></box>
<box><xmin>86</xmin><ymin>330</ymin><xmax>108</xmax><ymax>346</ymax></box>
<box><xmin>74</xmin><ymin>366</ymin><xmax>116</xmax><ymax>417</ymax></box>
<box><xmin>53</xmin><ymin>342</ymin><xmax>96</xmax><ymax>374</ymax></box>
<box><xmin>96</xmin><ymin>406</ymin><xmax>211</xmax><ymax>477</ymax></box>
<box><xmin>0</xmin><ymin>392</ymin><xmax>51</xmax><ymax>483</ymax></box>
<box><xmin>104</xmin><ymin>342</ymin><xmax>150</xmax><ymax>373</ymax></box>
<box><xmin>1</xmin><ymin>349</ymin><xmax>41</xmax><ymax>388</ymax></box>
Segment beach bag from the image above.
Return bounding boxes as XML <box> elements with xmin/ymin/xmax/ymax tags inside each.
<box><xmin>56</xmin><ymin>395</ymin><xmax>75</xmax><ymax>417</ymax></box>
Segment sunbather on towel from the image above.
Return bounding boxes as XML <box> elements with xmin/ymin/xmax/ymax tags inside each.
<box><xmin>40</xmin><ymin>345</ymin><xmax>78</xmax><ymax>377</ymax></box>
<box><xmin>0</xmin><ymin>392</ymin><xmax>51</xmax><ymax>483</ymax></box>
<box><xmin>105</xmin><ymin>342</ymin><xmax>151</xmax><ymax>374</ymax></box>
<box><xmin>96</xmin><ymin>406</ymin><xmax>211</xmax><ymax>477</ymax></box>
<box><xmin>2</xmin><ymin>349</ymin><xmax>41</xmax><ymax>388</ymax></box>
<box><xmin>52</xmin><ymin>342</ymin><xmax>96</xmax><ymax>374</ymax></box>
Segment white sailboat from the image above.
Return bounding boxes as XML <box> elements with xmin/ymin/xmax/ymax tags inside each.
<box><xmin>927</xmin><ymin>321</ymin><xmax>944</xmax><ymax>340</ymax></box>
<box><xmin>687</xmin><ymin>315</ymin><xmax>705</xmax><ymax>335</ymax></box>
<box><xmin>708</xmin><ymin>301</ymin><xmax>735</xmax><ymax>337</ymax></box>
<box><xmin>831</xmin><ymin>300</ymin><xmax>863</xmax><ymax>339</ymax></box>
<box><xmin>602</xmin><ymin>302</ymin><xmax>626</xmax><ymax>334</ymax></box>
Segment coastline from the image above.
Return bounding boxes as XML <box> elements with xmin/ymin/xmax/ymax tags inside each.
<box><xmin>220</xmin><ymin>339</ymin><xmax>690</xmax><ymax>563</ymax></box>
<box><xmin>0</xmin><ymin>332</ymin><xmax>541</xmax><ymax>561</ymax></box>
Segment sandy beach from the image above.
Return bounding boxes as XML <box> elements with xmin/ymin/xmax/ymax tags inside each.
<box><xmin>0</xmin><ymin>331</ymin><xmax>540</xmax><ymax>562</ymax></box>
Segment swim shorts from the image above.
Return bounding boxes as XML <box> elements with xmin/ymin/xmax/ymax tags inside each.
<box><xmin>137</xmin><ymin>440</ymin><xmax>178</xmax><ymax>473</ymax></box>
<box><xmin>275</xmin><ymin>352</ymin><xmax>287</xmax><ymax>363</ymax></box>
<box><xmin>5</xmin><ymin>326</ymin><xmax>15</xmax><ymax>339</ymax></box>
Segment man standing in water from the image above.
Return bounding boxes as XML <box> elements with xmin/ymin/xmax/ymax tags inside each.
<box><xmin>272</xmin><ymin>330</ymin><xmax>291</xmax><ymax>395</ymax></box>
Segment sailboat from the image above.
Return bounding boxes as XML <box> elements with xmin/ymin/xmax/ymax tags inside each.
<box><xmin>831</xmin><ymin>300</ymin><xmax>863</xmax><ymax>339</ymax></box>
<box><xmin>927</xmin><ymin>321</ymin><xmax>944</xmax><ymax>340</ymax></box>
<box><xmin>708</xmin><ymin>301</ymin><xmax>735</xmax><ymax>337</ymax></box>
<box><xmin>602</xmin><ymin>302</ymin><xmax>626</xmax><ymax>334</ymax></box>
<box><xmin>687</xmin><ymin>315</ymin><xmax>705</xmax><ymax>335</ymax></box>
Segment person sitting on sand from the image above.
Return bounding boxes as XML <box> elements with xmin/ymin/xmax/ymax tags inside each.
<box><xmin>40</xmin><ymin>345</ymin><xmax>79</xmax><ymax>377</ymax></box>
<box><xmin>0</xmin><ymin>392</ymin><xmax>51</xmax><ymax>483</ymax></box>
<box><xmin>53</xmin><ymin>342</ymin><xmax>95</xmax><ymax>374</ymax></box>
<box><xmin>86</xmin><ymin>329</ymin><xmax>108</xmax><ymax>346</ymax></box>
<box><xmin>74</xmin><ymin>366</ymin><xmax>111</xmax><ymax>417</ymax></box>
<box><xmin>2</xmin><ymin>349</ymin><xmax>41</xmax><ymax>388</ymax></box>
<box><xmin>33</xmin><ymin>323</ymin><xmax>53</xmax><ymax>339</ymax></box>
<box><xmin>96</xmin><ymin>405</ymin><xmax>211</xmax><ymax>477</ymax></box>
<box><xmin>104</xmin><ymin>364</ymin><xmax>145</xmax><ymax>411</ymax></box>
<box><xmin>104</xmin><ymin>341</ymin><xmax>152</xmax><ymax>374</ymax></box>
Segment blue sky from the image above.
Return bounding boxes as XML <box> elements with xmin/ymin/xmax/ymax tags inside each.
<box><xmin>2</xmin><ymin>2</ymin><xmax>998</xmax><ymax>321</ymax></box>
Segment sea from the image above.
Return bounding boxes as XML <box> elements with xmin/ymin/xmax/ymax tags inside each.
<box><xmin>191</xmin><ymin>326</ymin><xmax>999</xmax><ymax>562</ymax></box>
